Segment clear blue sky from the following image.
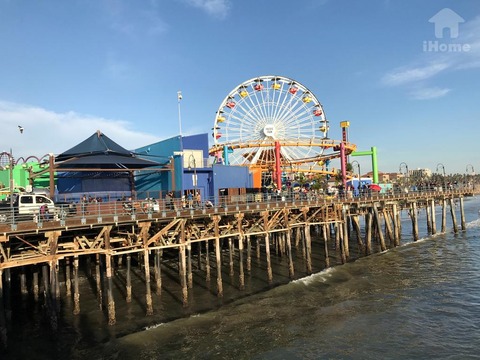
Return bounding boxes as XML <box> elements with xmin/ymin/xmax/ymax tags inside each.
<box><xmin>0</xmin><ymin>0</ymin><xmax>478</xmax><ymax>175</ymax></box>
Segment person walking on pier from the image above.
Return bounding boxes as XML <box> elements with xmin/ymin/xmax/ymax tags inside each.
<box><xmin>40</xmin><ymin>203</ymin><xmax>50</xmax><ymax>221</ymax></box>
<box><xmin>166</xmin><ymin>191</ymin><xmax>175</xmax><ymax>210</ymax></box>
<box><xmin>195</xmin><ymin>191</ymin><xmax>201</xmax><ymax>208</ymax></box>
<box><xmin>187</xmin><ymin>191</ymin><xmax>194</xmax><ymax>209</ymax></box>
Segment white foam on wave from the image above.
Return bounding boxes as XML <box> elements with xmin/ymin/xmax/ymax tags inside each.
<box><xmin>292</xmin><ymin>266</ymin><xmax>336</xmax><ymax>286</ymax></box>
<box><xmin>143</xmin><ymin>322</ymin><xmax>165</xmax><ymax>331</ymax></box>
<box><xmin>143</xmin><ymin>313</ymin><xmax>202</xmax><ymax>331</ymax></box>
<box><xmin>466</xmin><ymin>218</ymin><xmax>480</xmax><ymax>229</ymax></box>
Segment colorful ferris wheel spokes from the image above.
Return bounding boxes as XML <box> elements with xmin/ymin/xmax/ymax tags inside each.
<box><xmin>211</xmin><ymin>75</ymin><xmax>329</xmax><ymax>168</ymax></box>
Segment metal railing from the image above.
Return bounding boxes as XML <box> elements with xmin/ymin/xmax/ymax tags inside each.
<box><xmin>0</xmin><ymin>187</ymin><xmax>475</xmax><ymax>232</ymax></box>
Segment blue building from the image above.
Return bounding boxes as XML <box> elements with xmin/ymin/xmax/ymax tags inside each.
<box><xmin>135</xmin><ymin>133</ymin><xmax>253</xmax><ymax>203</ymax></box>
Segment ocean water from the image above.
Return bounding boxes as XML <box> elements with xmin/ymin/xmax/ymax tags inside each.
<box><xmin>3</xmin><ymin>196</ymin><xmax>480</xmax><ymax>360</ymax></box>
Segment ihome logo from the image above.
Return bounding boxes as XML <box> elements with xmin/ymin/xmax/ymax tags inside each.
<box><xmin>423</xmin><ymin>8</ymin><xmax>470</xmax><ymax>53</ymax></box>
<box><xmin>429</xmin><ymin>8</ymin><xmax>464</xmax><ymax>38</ymax></box>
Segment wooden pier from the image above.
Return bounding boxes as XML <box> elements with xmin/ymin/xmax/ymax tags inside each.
<box><xmin>0</xmin><ymin>189</ymin><xmax>474</xmax><ymax>348</ymax></box>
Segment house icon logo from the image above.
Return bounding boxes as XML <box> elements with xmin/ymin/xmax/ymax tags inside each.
<box><xmin>429</xmin><ymin>8</ymin><xmax>465</xmax><ymax>38</ymax></box>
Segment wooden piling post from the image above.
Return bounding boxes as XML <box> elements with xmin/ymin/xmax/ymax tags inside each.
<box><xmin>49</xmin><ymin>261</ymin><xmax>58</xmax><ymax>330</ymax></box>
<box><xmin>351</xmin><ymin>215</ymin><xmax>365</xmax><ymax>253</ymax></box>
<box><xmin>322</xmin><ymin>224</ymin><xmax>330</xmax><ymax>268</ymax></box>
<box><xmin>265</xmin><ymin>233</ymin><xmax>273</xmax><ymax>284</ymax></box>
<box><xmin>33</xmin><ymin>268</ymin><xmax>39</xmax><ymax>302</ymax></box>
<box><xmin>95</xmin><ymin>254</ymin><xmax>103</xmax><ymax>309</ymax></box>
<box><xmin>73</xmin><ymin>255</ymin><xmax>80</xmax><ymax>315</ymax></box>
<box><xmin>431</xmin><ymin>200</ymin><xmax>437</xmax><ymax>235</ymax></box>
<box><xmin>305</xmin><ymin>224</ymin><xmax>313</xmax><ymax>273</ymax></box>
<box><xmin>214</xmin><ymin>216</ymin><xmax>223</xmax><ymax>297</ymax></box>
<box><xmin>365</xmin><ymin>212</ymin><xmax>372</xmax><ymax>255</ymax></box>
<box><xmin>236</xmin><ymin>214</ymin><xmax>245</xmax><ymax>290</ymax></box>
<box><xmin>144</xmin><ymin>248</ymin><xmax>154</xmax><ymax>314</ymax></box>
<box><xmin>103</xmin><ymin>226</ymin><xmax>116</xmax><ymax>324</ymax></box>
<box><xmin>205</xmin><ymin>240</ymin><xmax>211</xmax><ymax>283</ymax></box>
<box><xmin>449</xmin><ymin>198</ymin><xmax>458</xmax><ymax>233</ymax></box>
<box><xmin>426</xmin><ymin>203</ymin><xmax>432</xmax><ymax>235</ymax></box>
<box><xmin>295</xmin><ymin>227</ymin><xmax>301</xmax><ymax>248</ymax></box>
<box><xmin>337</xmin><ymin>221</ymin><xmax>346</xmax><ymax>264</ymax></box>
<box><xmin>382</xmin><ymin>209</ymin><xmax>395</xmax><ymax>247</ymax></box>
<box><xmin>238</xmin><ymin>237</ymin><xmax>245</xmax><ymax>290</ymax></box>
<box><xmin>300</xmin><ymin>227</ymin><xmax>306</xmax><ymax>260</ymax></box>
<box><xmin>179</xmin><ymin>220</ymin><xmax>188</xmax><ymax>307</ymax></box>
<box><xmin>459</xmin><ymin>197</ymin><xmax>466</xmax><ymax>231</ymax></box>
<box><xmin>256</xmin><ymin>237</ymin><xmax>261</xmax><ymax>261</ymax></box>
<box><xmin>246</xmin><ymin>235</ymin><xmax>252</xmax><ymax>274</ymax></box>
<box><xmin>283</xmin><ymin>209</ymin><xmax>294</xmax><ymax>279</ymax></box>
<box><xmin>342</xmin><ymin>206</ymin><xmax>350</xmax><ymax>260</ymax></box>
<box><xmin>55</xmin><ymin>261</ymin><xmax>61</xmax><ymax>301</ymax></box>
<box><xmin>155</xmin><ymin>249</ymin><xmax>162</xmax><ymax>295</ymax></box>
<box><xmin>441</xmin><ymin>198</ymin><xmax>447</xmax><ymax>233</ymax></box>
<box><xmin>42</xmin><ymin>265</ymin><xmax>49</xmax><ymax>301</ymax></box>
<box><xmin>334</xmin><ymin>222</ymin><xmax>340</xmax><ymax>255</ymax></box>
<box><xmin>106</xmin><ymin>254</ymin><xmax>116</xmax><ymax>324</ymax></box>
<box><xmin>65</xmin><ymin>257</ymin><xmax>72</xmax><ymax>297</ymax></box>
<box><xmin>373</xmin><ymin>203</ymin><xmax>387</xmax><ymax>251</ymax></box>
<box><xmin>20</xmin><ymin>267</ymin><xmax>27</xmax><ymax>297</ymax></box>
<box><xmin>392</xmin><ymin>203</ymin><xmax>400</xmax><ymax>246</ymax></box>
<box><xmin>187</xmin><ymin>244</ymin><xmax>193</xmax><ymax>289</ymax></box>
<box><xmin>410</xmin><ymin>202</ymin><xmax>419</xmax><ymax>241</ymax></box>
<box><xmin>126</xmin><ymin>254</ymin><xmax>132</xmax><ymax>303</ymax></box>
<box><xmin>228</xmin><ymin>238</ymin><xmax>234</xmax><ymax>278</ymax></box>
<box><xmin>263</xmin><ymin>211</ymin><xmax>273</xmax><ymax>284</ymax></box>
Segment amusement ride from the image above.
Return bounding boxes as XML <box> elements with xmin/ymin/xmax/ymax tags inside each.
<box><xmin>209</xmin><ymin>75</ymin><xmax>357</xmax><ymax>189</ymax></box>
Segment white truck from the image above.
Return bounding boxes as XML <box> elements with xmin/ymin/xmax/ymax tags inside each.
<box><xmin>0</xmin><ymin>193</ymin><xmax>73</xmax><ymax>223</ymax></box>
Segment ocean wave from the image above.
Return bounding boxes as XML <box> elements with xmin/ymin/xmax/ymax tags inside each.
<box><xmin>291</xmin><ymin>267</ymin><xmax>336</xmax><ymax>286</ymax></box>
<box><xmin>143</xmin><ymin>322</ymin><xmax>165</xmax><ymax>331</ymax></box>
<box><xmin>466</xmin><ymin>218</ymin><xmax>480</xmax><ymax>228</ymax></box>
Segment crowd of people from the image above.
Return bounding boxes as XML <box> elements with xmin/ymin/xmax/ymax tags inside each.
<box><xmin>165</xmin><ymin>190</ymin><xmax>205</xmax><ymax>210</ymax></box>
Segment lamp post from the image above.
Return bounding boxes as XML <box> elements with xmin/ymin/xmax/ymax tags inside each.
<box><xmin>399</xmin><ymin>162</ymin><xmax>409</xmax><ymax>191</ymax></box>
<box><xmin>177</xmin><ymin>91</ymin><xmax>183</xmax><ymax>137</ymax></box>
<box><xmin>436</xmin><ymin>163</ymin><xmax>446</xmax><ymax>191</ymax></box>
<box><xmin>351</xmin><ymin>160</ymin><xmax>361</xmax><ymax>196</ymax></box>
<box><xmin>351</xmin><ymin>160</ymin><xmax>361</xmax><ymax>179</ymax></box>
<box><xmin>466</xmin><ymin>164</ymin><xmax>475</xmax><ymax>190</ymax></box>
<box><xmin>466</xmin><ymin>164</ymin><xmax>475</xmax><ymax>175</ymax></box>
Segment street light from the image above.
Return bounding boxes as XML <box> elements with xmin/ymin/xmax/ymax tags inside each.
<box><xmin>177</xmin><ymin>91</ymin><xmax>183</xmax><ymax>137</ymax></box>
<box><xmin>351</xmin><ymin>160</ymin><xmax>361</xmax><ymax>179</ymax></box>
<box><xmin>399</xmin><ymin>162</ymin><xmax>409</xmax><ymax>177</ymax></box>
<box><xmin>436</xmin><ymin>163</ymin><xmax>445</xmax><ymax>176</ymax></box>
<box><xmin>466</xmin><ymin>164</ymin><xmax>475</xmax><ymax>175</ymax></box>
<box><xmin>351</xmin><ymin>160</ymin><xmax>361</xmax><ymax>196</ymax></box>
<box><xmin>436</xmin><ymin>163</ymin><xmax>446</xmax><ymax>191</ymax></box>
<box><xmin>466</xmin><ymin>164</ymin><xmax>475</xmax><ymax>190</ymax></box>
<box><xmin>399</xmin><ymin>162</ymin><xmax>409</xmax><ymax>190</ymax></box>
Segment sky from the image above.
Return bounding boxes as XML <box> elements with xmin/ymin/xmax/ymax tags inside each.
<box><xmin>0</xmin><ymin>0</ymin><xmax>479</xmax><ymax>175</ymax></box>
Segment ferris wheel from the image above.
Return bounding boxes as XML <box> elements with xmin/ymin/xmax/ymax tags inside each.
<box><xmin>211</xmin><ymin>75</ymin><xmax>329</xmax><ymax>168</ymax></box>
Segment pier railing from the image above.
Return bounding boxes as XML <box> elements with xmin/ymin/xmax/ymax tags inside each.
<box><xmin>0</xmin><ymin>188</ymin><xmax>474</xmax><ymax>235</ymax></box>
